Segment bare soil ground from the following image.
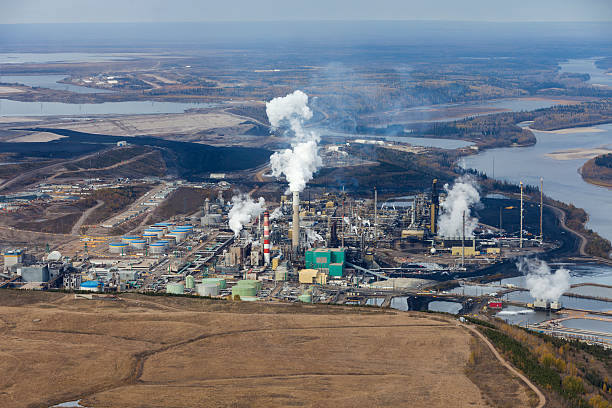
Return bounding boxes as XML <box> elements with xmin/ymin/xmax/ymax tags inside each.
<box><xmin>0</xmin><ymin>291</ymin><xmax>532</xmax><ymax>408</ymax></box>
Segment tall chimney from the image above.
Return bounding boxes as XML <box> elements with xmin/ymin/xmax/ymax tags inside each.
<box><xmin>292</xmin><ymin>191</ymin><xmax>300</xmax><ymax>252</ymax></box>
<box><xmin>520</xmin><ymin>181</ymin><xmax>524</xmax><ymax>249</ymax></box>
<box><xmin>263</xmin><ymin>210</ymin><xmax>270</xmax><ymax>265</ymax></box>
<box><xmin>430</xmin><ymin>179</ymin><xmax>439</xmax><ymax>234</ymax></box>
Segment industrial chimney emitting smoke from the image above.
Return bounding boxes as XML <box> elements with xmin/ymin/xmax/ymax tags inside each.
<box><xmin>263</xmin><ymin>210</ymin><xmax>270</xmax><ymax>264</ymax></box>
<box><xmin>292</xmin><ymin>191</ymin><xmax>300</xmax><ymax>252</ymax></box>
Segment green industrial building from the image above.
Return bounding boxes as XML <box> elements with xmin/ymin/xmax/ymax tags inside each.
<box><xmin>305</xmin><ymin>248</ymin><xmax>345</xmax><ymax>277</ymax></box>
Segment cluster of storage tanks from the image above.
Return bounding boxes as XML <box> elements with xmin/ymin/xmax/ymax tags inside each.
<box><xmin>108</xmin><ymin>223</ymin><xmax>195</xmax><ymax>255</ymax></box>
<box><xmin>165</xmin><ymin>277</ymin><xmax>227</xmax><ymax>297</ymax></box>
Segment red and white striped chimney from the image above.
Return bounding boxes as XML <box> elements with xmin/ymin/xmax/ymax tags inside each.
<box><xmin>263</xmin><ymin>210</ymin><xmax>270</xmax><ymax>265</ymax></box>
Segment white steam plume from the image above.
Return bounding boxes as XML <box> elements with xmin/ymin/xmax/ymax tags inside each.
<box><xmin>269</xmin><ymin>207</ymin><xmax>283</xmax><ymax>221</ymax></box>
<box><xmin>266</xmin><ymin>90</ymin><xmax>322</xmax><ymax>193</ymax></box>
<box><xmin>228</xmin><ymin>194</ymin><xmax>265</xmax><ymax>237</ymax></box>
<box><xmin>517</xmin><ymin>258</ymin><xmax>570</xmax><ymax>302</ymax></box>
<box><xmin>305</xmin><ymin>228</ymin><xmax>324</xmax><ymax>247</ymax></box>
<box><xmin>438</xmin><ymin>176</ymin><xmax>480</xmax><ymax>238</ymax></box>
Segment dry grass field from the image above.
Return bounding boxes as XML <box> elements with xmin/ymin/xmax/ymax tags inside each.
<box><xmin>0</xmin><ymin>291</ymin><xmax>534</xmax><ymax>408</ymax></box>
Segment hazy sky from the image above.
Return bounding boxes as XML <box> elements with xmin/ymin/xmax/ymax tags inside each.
<box><xmin>2</xmin><ymin>0</ymin><xmax>612</xmax><ymax>24</ymax></box>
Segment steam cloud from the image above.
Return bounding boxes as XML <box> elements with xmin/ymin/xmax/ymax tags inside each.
<box><xmin>305</xmin><ymin>228</ymin><xmax>324</xmax><ymax>247</ymax></box>
<box><xmin>269</xmin><ymin>207</ymin><xmax>283</xmax><ymax>221</ymax></box>
<box><xmin>266</xmin><ymin>90</ymin><xmax>322</xmax><ymax>193</ymax></box>
<box><xmin>228</xmin><ymin>194</ymin><xmax>266</xmax><ymax>237</ymax></box>
<box><xmin>438</xmin><ymin>176</ymin><xmax>480</xmax><ymax>238</ymax></box>
<box><xmin>518</xmin><ymin>258</ymin><xmax>570</xmax><ymax>302</ymax></box>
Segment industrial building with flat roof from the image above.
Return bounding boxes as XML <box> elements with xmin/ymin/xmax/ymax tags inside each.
<box><xmin>305</xmin><ymin>248</ymin><xmax>345</xmax><ymax>277</ymax></box>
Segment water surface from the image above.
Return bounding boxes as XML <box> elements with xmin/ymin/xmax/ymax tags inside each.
<box><xmin>559</xmin><ymin>58</ymin><xmax>612</xmax><ymax>88</ymax></box>
<box><xmin>0</xmin><ymin>74</ymin><xmax>112</xmax><ymax>94</ymax></box>
<box><xmin>0</xmin><ymin>98</ymin><xmax>218</xmax><ymax>116</ymax></box>
<box><xmin>462</xmin><ymin>124</ymin><xmax>612</xmax><ymax>241</ymax></box>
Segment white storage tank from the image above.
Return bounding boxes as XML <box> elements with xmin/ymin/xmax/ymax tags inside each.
<box><xmin>143</xmin><ymin>232</ymin><xmax>158</xmax><ymax>242</ymax></box>
<box><xmin>168</xmin><ymin>231</ymin><xmax>185</xmax><ymax>243</ymax></box>
<box><xmin>149</xmin><ymin>242</ymin><xmax>166</xmax><ymax>254</ymax></box>
<box><xmin>197</xmin><ymin>283</ymin><xmax>219</xmax><ymax>297</ymax></box>
<box><xmin>130</xmin><ymin>239</ymin><xmax>147</xmax><ymax>250</ymax></box>
<box><xmin>109</xmin><ymin>242</ymin><xmax>129</xmax><ymax>254</ymax></box>
<box><xmin>163</xmin><ymin>235</ymin><xmax>177</xmax><ymax>246</ymax></box>
<box><xmin>145</xmin><ymin>228</ymin><xmax>164</xmax><ymax>238</ymax></box>
<box><xmin>121</xmin><ymin>235</ymin><xmax>140</xmax><ymax>244</ymax></box>
<box><xmin>166</xmin><ymin>282</ymin><xmax>184</xmax><ymax>295</ymax></box>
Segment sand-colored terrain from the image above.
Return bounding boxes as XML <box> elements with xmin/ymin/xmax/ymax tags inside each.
<box><xmin>545</xmin><ymin>147</ymin><xmax>612</xmax><ymax>160</ymax></box>
<box><xmin>49</xmin><ymin>112</ymin><xmax>252</xmax><ymax>138</ymax></box>
<box><xmin>0</xmin><ymin>86</ymin><xmax>25</xmax><ymax>94</ymax></box>
<box><xmin>7</xmin><ymin>131</ymin><xmax>66</xmax><ymax>143</ymax></box>
<box><xmin>538</xmin><ymin>126</ymin><xmax>605</xmax><ymax>134</ymax></box>
<box><xmin>0</xmin><ymin>291</ymin><xmax>533</xmax><ymax>408</ymax></box>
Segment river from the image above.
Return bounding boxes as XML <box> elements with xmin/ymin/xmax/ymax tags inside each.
<box><xmin>0</xmin><ymin>98</ymin><xmax>219</xmax><ymax>116</ymax></box>
<box><xmin>461</xmin><ymin>123</ymin><xmax>612</xmax><ymax>242</ymax></box>
<box><xmin>559</xmin><ymin>58</ymin><xmax>612</xmax><ymax>88</ymax></box>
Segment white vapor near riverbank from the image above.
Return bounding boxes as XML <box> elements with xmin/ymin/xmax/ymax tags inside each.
<box><xmin>438</xmin><ymin>175</ymin><xmax>480</xmax><ymax>238</ymax></box>
<box><xmin>228</xmin><ymin>194</ymin><xmax>265</xmax><ymax>237</ymax></box>
<box><xmin>518</xmin><ymin>258</ymin><xmax>570</xmax><ymax>302</ymax></box>
<box><xmin>266</xmin><ymin>90</ymin><xmax>322</xmax><ymax>193</ymax></box>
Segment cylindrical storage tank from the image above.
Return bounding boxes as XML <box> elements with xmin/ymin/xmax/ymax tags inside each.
<box><xmin>122</xmin><ymin>235</ymin><xmax>140</xmax><ymax>244</ymax></box>
<box><xmin>232</xmin><ymin>285</ymin><xmax>257</xmax><ymax>297</ymax></box>
<box><xmin>185</xmin><ymin>275</ymin><xmax>195</xmax><ymax>289</ymax></box>
<box><xmin>166</xmin><ymin>282</ymin><xmax>184</xmax><ymax>295</ymax></box>
<box><xmin>298</xmin><ymin>294</ymin><xmax>312</xmax><ymax>303</ymax></box>
<box><xmin>202</xmin><ymin>278</ymin><xmax>226</xmax><ymax>289</ymax></box>
<box><xmin>130</xmin><ymin>239</ymin><xmax>147</xmax><ymax>250</ymax></box>
<box><xmin>109</xmin><ymin>242</ymin><xmax>129</xmax><ymax>254</ymax></box>
<box><xmin>143</xmin><ymin>232</ymin><xmax>158</xmax><ymax>242</ymax></box>
<box><xmin>163</xmin><ymin>235</ymin><xmax>177</xmax><ymax>246</ymax></box>
<box><xmin>175</xmin><ymin>226</ymin><xmax>193</xmax><ymax>234</ymax></box>
<box><xmin>197</xmin><ymin>283</ymin><xmax>219</xmax><ymax>296</ymax></box>
<box><xmin>149</xmin><ymin>242</ymin><xmax>166</xmax><ymax>254</ymax></box>
<box><xmin>171</xmin><ymin>229</ymin><xmax>188</xmax><ymax>237</ymax></box>
<box><xmin>168</xmin><ymin>232</ymin><xmax>185</xmax><ymax>243</ymax></box>
<box><xmin>145</xmin><ymin>228</ymin><xmax>164</xmax><ymax>238</ymax></box>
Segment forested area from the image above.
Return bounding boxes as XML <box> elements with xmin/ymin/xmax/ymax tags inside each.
<box><xmin>466</xmin><ymin>317</ymin><xmax>612</xmax><ymax>408</ymax></box>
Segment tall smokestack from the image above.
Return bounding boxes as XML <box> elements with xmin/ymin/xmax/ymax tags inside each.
<box><xmin>520</xmin><ymin>181</ymin><xmax>524</xmax><ymax>249</ymax></box>
<box><xmin>263</xmin><ymin>210</ymin><xmax>270</xmax><ymax>265</ymax></box>
<box><xmin>292</xmin><ymin>191</ymin><xmax>300</xmax><ymax>252</ymax></box>
<box><xmin>430</xmin><ymin>179</ymin><xmax>439</xmax><ymax>234</ymax></box>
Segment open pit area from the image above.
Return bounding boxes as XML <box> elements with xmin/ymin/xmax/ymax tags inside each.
<box><xmin>0</xmin><ymin>291</ymin><xmax>534</xmax><ymax>408</ymax></box>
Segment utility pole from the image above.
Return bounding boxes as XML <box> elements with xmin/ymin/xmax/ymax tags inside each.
<box><xmin>540</xmin><ymin>177</ymin><xmax>543</xmax><ymax>241</ymax></box>
<box><xmin>374</xmin><ymin>187</ymin><xmax>378</xmax><ymax>247</ymax></box>
<box><xmin>520</xmin><ymin>181</ymin><xmax>524</xmax><ymax>249</ymax></box>
<box><xmin>461</xmin><ymin>211</ymin><xmax>465</xmax><ymax>267</ymax></box>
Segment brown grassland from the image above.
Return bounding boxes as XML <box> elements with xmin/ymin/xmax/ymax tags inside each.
<box><xmin>0</xmin><ymin>291</ymin><xmax>534</xmax><ymax>408</ymax></box>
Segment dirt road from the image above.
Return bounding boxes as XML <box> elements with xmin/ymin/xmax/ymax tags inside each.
<box><xmin>461</xmin><ymin>323</ymin><xmax>546</xmax><ymax>408</ymax></box>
